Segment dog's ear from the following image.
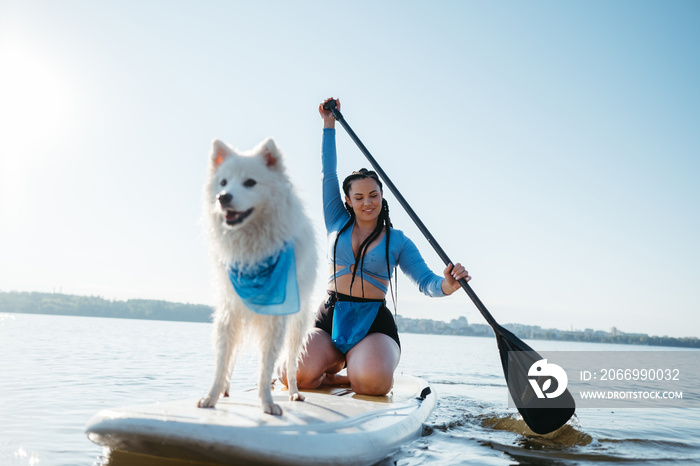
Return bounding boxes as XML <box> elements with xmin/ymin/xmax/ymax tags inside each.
<box><xmin>211</xmin><ymin>139</ymin><xmax>232</xmax><ymax>168</ymax></box>
<box><xmin>260</xmin><ymin>138</ymin><xmax>282</xmax><ymax>170</ymax></box>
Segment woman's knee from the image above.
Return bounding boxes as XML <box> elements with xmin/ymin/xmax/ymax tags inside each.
<box><xmin>295</xmin><ymin>363</ymin><xmax>327</xmax><ymax>389</ymax></box>
<box><xmin>346</xmin><ymin>333</ymin><xmax>400</xmax><ymax>396</ymax></box>
<box><xmin>294</xmin><ymin>329</ymin><xmax>344</xmax><ymax>388</ymax></box>
<box><xmin>349</xmin><ymin>369</ymin><xmax>393</xmax><ymax>396</ymax></box>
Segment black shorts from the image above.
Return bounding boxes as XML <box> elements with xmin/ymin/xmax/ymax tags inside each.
<box><xmin>315</xmin><ymin>291</ymin><xmax>401</xmax><ymax>350</ymax></box>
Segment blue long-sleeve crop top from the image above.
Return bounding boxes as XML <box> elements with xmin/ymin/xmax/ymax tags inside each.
<box><xmin>322</xmin><ymin>128</ymin><xmax>446</xmax><ymax>297</ymax></box>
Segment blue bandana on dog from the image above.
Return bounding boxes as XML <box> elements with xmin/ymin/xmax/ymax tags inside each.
<box><xmin>227</xmin><ymin>243</ymin><xmax>300</xmax><ymax>315</ymax></box>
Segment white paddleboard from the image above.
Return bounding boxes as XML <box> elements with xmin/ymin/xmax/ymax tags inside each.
<box><xmin>85</xmin><ymin>375</ymin><xmax>436</xmax><ymax>465</ymax></box>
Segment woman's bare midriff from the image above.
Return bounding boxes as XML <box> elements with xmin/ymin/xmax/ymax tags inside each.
<box><xmin>327</xmin><ymin>264</ymin><xmax>388</xmax><ymax>300</ymax></box>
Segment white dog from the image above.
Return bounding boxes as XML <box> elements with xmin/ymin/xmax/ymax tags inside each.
<box><xmin>197</xmin><ymin>137</ymin><xmax>317</xmax><ymax>415</ymax></box>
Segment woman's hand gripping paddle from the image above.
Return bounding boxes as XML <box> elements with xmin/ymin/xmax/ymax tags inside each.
<box><xmin>323</xmin><ymin>99</ymin><xmax>575</xmax><ymax>435</ymax></box>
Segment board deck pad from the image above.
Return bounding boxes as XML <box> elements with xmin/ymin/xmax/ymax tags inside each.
<box><xmin>86</xmin><ymin>375</ymin><xmax>436</xmax><ymax>466</ymax></box>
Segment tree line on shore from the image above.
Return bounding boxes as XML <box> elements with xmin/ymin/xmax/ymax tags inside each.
<box><xmin>396</xmin><ymin>316</ymin><xmax>700</xmax><ymax>348</ymax></box>
<box><xmin>0</xmin><ymin>291</ymin><xmax>212</xmax><ymax>323</ymax></box>
<box><xmin>2</xmin><ymin>291</ymin><xmax>698</xmax><ymax>348</ymax></box>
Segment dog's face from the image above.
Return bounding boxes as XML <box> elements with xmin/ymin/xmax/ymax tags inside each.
<box><xmin>207</xmin><ymin>138</ymin><xmax>284</xmax><ymax>230</ymax></box>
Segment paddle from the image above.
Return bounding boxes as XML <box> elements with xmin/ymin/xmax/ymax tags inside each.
<box><xmin>322</xmin><ymin>99</ymin><xmax>575</xmax><ymax>435</ymax></box>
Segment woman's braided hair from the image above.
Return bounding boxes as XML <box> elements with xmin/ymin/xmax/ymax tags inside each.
<box><xmin>332</xmin><ymin>169</ymin><xmax>397</xmax><ymax>306</ymax></box>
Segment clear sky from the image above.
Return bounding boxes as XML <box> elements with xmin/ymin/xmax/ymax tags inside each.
<box><xmin>1</xmin><ymin>1</ymin><xmax>698</xmax><ymax>338</ymax></box>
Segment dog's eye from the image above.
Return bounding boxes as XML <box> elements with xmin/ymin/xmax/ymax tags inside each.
<box><xmin>243</xmin><ymin>179</ymin><xmax>257</xmax><ymax>188</ymax></box>
<box><xmin>220</xmin><ymin>179</ymin><xmax>227</xmax><ymax>187</ymax></box>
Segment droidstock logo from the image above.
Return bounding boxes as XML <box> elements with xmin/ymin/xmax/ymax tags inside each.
<box><xmin>528</xmin><ymin>359</ymin><xmax>568</xmax><ymax>399</ymax></box>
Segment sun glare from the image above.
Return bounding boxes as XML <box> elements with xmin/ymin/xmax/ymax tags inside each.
<box><xmin>0</xmin><ymin>41</ymin><xmax>79</xmax><ymax>147</ymax></box>
<box><xmin>0</xmin><ymin>39</ymin><xmax>80</xmax><ymax>224</ymax></box>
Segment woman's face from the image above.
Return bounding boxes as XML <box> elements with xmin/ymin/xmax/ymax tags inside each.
<box><xmin>345</xmin><ymin>178</ymin><xmax>383</xmax><ymax>224</ymax></box>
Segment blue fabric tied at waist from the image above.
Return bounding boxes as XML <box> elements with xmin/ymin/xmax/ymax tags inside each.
<box><xmin>227</xmin><ymin>243</ymin><xmax>300</xmax><ymax>315</ymax></box>
<box><xmin>331</xmin><ymin>300</ymin><xmax>381</xmax><ymax>353</ymax></box>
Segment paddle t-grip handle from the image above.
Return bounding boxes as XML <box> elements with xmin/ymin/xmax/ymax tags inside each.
<box><xmin>322</xmin><ymin>99</ymin><xmax>341</xmax><ymax>120</ymax></box>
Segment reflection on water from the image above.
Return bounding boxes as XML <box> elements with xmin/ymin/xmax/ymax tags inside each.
<box><xmin>481</xmin><ymin>414</ymin><xmax>593</xmax><ymax>447</ymax></box>
<box><xmin>1</xmin><ymin>313</ymin><xmax>698</xmax><ymax>466</ymax></box>
<box><xmin>100</xmin><ymin>449</ymin><xmax>221</xmax><ymax>466</ymax></box>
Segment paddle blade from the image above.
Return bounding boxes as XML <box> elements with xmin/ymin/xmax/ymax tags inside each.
<box><xmin>494</xmin><ymin>328</ymin><xmax>576</xmax><ymax>435</ymax></box>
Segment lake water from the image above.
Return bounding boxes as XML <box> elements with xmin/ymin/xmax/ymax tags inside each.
<box><xmin>1</xmin><ymin>313</ymin><xmax>698</xmax><ymax>465</ymax></box>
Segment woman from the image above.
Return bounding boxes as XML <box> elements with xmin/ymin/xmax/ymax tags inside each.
<box><xmin>295</xmin><ymin>98</ymin><xmax>471</xmax><ymax>396</ymax></box>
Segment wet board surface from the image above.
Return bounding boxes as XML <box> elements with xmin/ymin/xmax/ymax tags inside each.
<box><xmin>85</xmin><ymin>375</ymin><xmax>436</xmax><ymax>466</ymax></box>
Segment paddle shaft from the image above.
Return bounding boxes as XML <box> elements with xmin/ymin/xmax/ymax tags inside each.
<box><xmin>324</xmin><ymin>100</ymin><xmax>500</xmax><ymax>330</ymax></box>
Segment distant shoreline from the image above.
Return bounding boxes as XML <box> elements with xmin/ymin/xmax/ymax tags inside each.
<box><xmin>2</xmin><ymin>291</ymin><xmax>698</xmax><ymax>348</ymax></box>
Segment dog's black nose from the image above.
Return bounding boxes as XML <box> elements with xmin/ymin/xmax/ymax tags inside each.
<box><xmin>218</xmin><ymin>193</ymin><xmax>233</xmax><ymax>206</ymax></box>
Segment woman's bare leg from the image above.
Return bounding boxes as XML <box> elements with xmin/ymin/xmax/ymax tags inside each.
<box><xmin>345</xmin><ymin>333</ymin><xmax>400</xmax><ymax>396</ymax></box>
<box><xmin>285</xmin><ymin>328</ymin><xmax>347</xmax><ymax>389</ymax></box>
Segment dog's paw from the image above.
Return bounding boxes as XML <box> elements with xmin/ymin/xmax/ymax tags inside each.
<box><xmin>290</xmin><ymin>392</ymin><xmax>305</xmax><ymax>402</ymax></box>
<box><xmin>197</xmin><ymin>396</ymin><xmax>217</xmax><ymax>409</ymax></box>
<box><xmin>263</xmin><ymin>402</ymin><xmax>283</xmax><ymax>416</ymax></box>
